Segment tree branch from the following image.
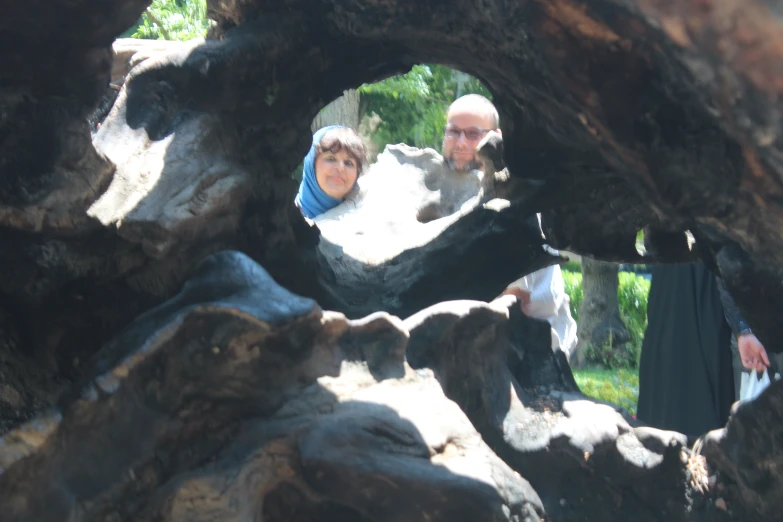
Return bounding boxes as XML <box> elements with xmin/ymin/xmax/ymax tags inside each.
<box><xmin>144</xmin><ymin>8</ymin><xmax>173</xmax><ymax>41</ymax></box>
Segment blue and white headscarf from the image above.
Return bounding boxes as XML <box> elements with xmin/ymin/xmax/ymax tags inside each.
<box><xmin>295</xmin><ymin>125</ymin><xmax>353</xmax><ymax>219</ymax></box>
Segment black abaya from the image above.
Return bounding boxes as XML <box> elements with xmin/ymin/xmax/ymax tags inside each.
<box><xmin>637</xmin><ymin>263</ymin><xmax>735</xmax><ymax>437</ymax></box>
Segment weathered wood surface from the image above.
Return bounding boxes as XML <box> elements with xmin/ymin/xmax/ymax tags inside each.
<box><xmin>4</xmin><ymin>0</ymin><xmax>783</xmax><ymax>349</ymax></box>
<box><xmin>312</xmin><ymin>142</ymin><xmax>558</xmax><ymax>318</ymax></box>
<box><xmin>0</xmin><ymin>252</ymin><xmax>545</xmax><ymax>521</ymax></box>
<box><xmin>0</xmin><ymin>252</ymin><xmax>731</xmax><ymax>522</ymax></box>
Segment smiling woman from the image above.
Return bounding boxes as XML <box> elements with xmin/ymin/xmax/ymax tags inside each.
<box><xmin>295</xmin><ymin>126</ymin><xmax>368</xmax><ymax>219</ymax></box>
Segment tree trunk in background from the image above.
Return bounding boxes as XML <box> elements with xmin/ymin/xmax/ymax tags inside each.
<box><xmin>573</xmin><ymin>258</ymin><xmax>630</xmax><ymax>368</ymax></box>
<box><xmin>311</xmin><ymin>89</ymin><xmax>361</xmax><ymax>131</ymax></box>
<box><xmin>453</xmin><ymin>71</ymin><xmax>471</xmax><ymax>98</ymax></box>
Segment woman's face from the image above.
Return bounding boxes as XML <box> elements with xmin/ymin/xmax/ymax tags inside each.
<box><xmin>314</xmin><ymin>149</ymin><xmax>358</xmax><ymax>199</ymax></box>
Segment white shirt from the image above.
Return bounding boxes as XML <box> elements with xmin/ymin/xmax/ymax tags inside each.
<box><xmin>511</xmin><ymin>265</ymin><xmax>578</xmax><ymax>359</ymax></box>
<box><xmin>509</xmin><ymin>213</ymin><xmax>578</xmax><ymax>359</ymax></box>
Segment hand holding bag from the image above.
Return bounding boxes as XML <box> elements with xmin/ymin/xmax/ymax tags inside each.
<box><xmin>740</xmin><ymin>369</ymin><xmax>772</xmax><ymax>403</ymax></box>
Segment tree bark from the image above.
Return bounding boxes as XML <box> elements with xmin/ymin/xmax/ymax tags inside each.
<box><xmin>0</xmin><ymin>251</ymin><xmax>702</xmax><ymax>522</ymax></box>
<box><xmin>572</xmin><ymin>258</ymin><xmax>630</xmax><ymax>368</ymax></box>
<box><xmin>311</xmin><ymin>89</ymin><xmax>361</xmax><ymax>131</ymax></box>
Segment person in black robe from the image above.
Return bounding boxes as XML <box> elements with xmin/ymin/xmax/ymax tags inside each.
<box><xmin>637</xmin><ymin>263</ymin><xmax>736</xmax><ymax>438</ymax></box>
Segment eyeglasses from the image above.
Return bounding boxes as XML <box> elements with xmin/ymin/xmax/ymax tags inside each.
<box><xmin>444</xmin><ymin>126</ymin><xmax>492</xmax><ymax>141</ymax></box>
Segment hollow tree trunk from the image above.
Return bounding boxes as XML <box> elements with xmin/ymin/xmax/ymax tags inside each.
<box><xmin>6</xmin><ymin>0</ymin><xmax>783</xmax><ymax>520</ymax></box>
<box><xmin>573</xmin><ymin>258</ymin><xmax>630</xmax><ymax>368</ymax></box>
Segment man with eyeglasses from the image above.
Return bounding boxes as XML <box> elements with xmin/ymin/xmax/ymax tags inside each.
<box><xmin>441</xmin><ymin>95</ymin><xmax>578</xmax><ymax>361</ymax></box>
<box><xmin>442</xmin><ymin>94</ymin><xmax>500</xmax><ymax>173</ymax></box>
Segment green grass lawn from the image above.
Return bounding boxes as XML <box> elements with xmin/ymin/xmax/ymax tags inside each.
<box><xmin>572</xmin><ymin>367</ymin><xmax>640</xmax><ymax>416</ymax></box>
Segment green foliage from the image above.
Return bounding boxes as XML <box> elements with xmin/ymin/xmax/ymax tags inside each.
<box><xmin>617</xmin><ymin>271</ymin><xmax>651</xmax><ymax>365</ymax></box>
<box><xmin>123</xmin><ymin>0</ymin><xmax>209</xmax><ymax>41</ymax></box>
<box><xmin>573</xmin><ymin>367</ymin><xmax>639</xmax><ymax>416</ymax></box>
<box><xmin>562</xmin><ymin>269</ymin><xmax>583</xmax><ymax>322</ymax></box>
<box><xmin>585</xmin><ymin>338</ymin><xmax>635</xmax><ymax>371</ymax></box>
<box><xmin>561</xmin><ymin>260</ymin><xmax>582</xmax><ymax>273</ymax></box>
<box><xmin>562</xmin><ymin>270</ymin><xmax>650</xmax><ymax>370</ymax></box>
<box><xmin>358</xmin><ymin>65</ymin><xmax>492</xmax><ymax>154</ymax></box>
<box><xmin>636</xmin><ymin>229</ymin><xmax>645</xmax><ymax>253</ymax></box>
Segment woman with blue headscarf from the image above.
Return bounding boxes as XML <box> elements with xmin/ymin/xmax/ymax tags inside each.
<box><xmin>295</xmin><ymin>125</ymin><xmax>368</xmax><ymax>219</ymax></box>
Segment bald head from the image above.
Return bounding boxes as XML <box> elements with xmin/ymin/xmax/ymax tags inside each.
<box><xmin>442</xmin><ymin>94</ymin><xmax>500</xmax><ymax>172</ymax></box>
<box><xmin>447</xmin><ymin>94</ymin><xmax>499</xmax><ymax>129</ymax></box>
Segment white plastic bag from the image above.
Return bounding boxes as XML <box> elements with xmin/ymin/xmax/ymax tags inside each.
<box><xmin>740</xmin><ymin>370</ymin><xmax>772</xmax><ymax>403</ymax></box>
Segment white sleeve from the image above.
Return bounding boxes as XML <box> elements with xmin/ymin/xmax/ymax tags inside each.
<box><xmin>512</xmin><ymin>265</ymin><xmax>578</xmax><ymax>358</ymax></box>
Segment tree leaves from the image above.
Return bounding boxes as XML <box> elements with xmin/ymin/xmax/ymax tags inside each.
<box><xmin>124</xmin><ymin>0</ymin><xmax>209</xmax><ymax>41</ymax></box>
<box><xmin>358</xmin><ymin>65</ymin><xmax>492</xmax><ymax>154</ymax></box>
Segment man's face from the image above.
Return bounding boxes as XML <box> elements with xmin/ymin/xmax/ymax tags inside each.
<box><xmin>442</xmin><ymin>106</ymin><xmax>496</xmax><ymax>172</ymax></box>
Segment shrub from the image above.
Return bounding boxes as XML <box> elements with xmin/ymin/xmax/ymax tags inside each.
<box><xmin>617</xmin><ymin>272</ymin><xmax>650</xmax><ymax>367</ymax></box>
<box><xmin>561</xmin><ymin>269</ymin><xmax>583</xmax><ymax>322</ymax></box>
<box><xmin>124</xmin><ymin>0</ymin><xmax>209</xmax><ymax>41</ymax></box>
<box><xmin>586</xmin><ymin>338</ymin><xmax>636</xmax><ymax>370</ymax></box>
